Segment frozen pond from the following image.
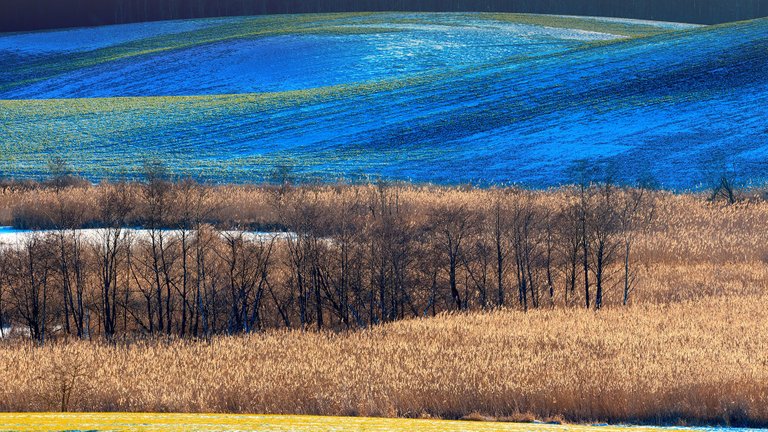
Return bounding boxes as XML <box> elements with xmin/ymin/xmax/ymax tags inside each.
<box><xmin>0</xmin><ymin>226</ymin><xmax>294</xmax><ymax>248</ymax></box>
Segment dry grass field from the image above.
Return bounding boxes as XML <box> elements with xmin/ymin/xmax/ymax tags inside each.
<box><xmin>1</xmin><ymin>296</ymin><xmax>766</xmax><ymax>425</ymax></box>
<box><xmin>0</xmin><ymin>183</ymin><xmax>766</xmax><ymax>425</ymax></box>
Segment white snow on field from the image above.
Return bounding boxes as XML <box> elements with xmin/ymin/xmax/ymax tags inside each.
<box><xmin>348</xmin><ymin>21</ymin><xmax>617</xmax><ymax>41</ymax></box>
<box><xmin>1</xmin><ymin>18</ymin><xmax>612</xmax><ymax>98</ymax></box>
<box><xmin>0</xmin><ymin>17</ymin><xmax>240</xmax><ymax>54</ymax></box>
<box><xmin>0</xmin><ymin>326</ymin><xmax>32</xmax><ymax>339</ymax></box>
<box><xmin>554</xmin><ymin>14</ymin><xmax>701</xmax><ymax>30</ymax></box>
<box><xmin>589</xmin><ymin>16</ymin><xmax>701</xmax><ymax>29</ymax></box>
<box><xmin>0</xmin><ymin>227</ymin><xmax>294</xmax><ymax>248</ymax></box>
<box><xmin>349</xmin><ymin>20</ymin><xmax>620</xmax><ymax>41</ymax></box>
<box><xmin>0</xmin><ymin>13</ymin><xmax>696</xmax><ymax>99</ymax></box>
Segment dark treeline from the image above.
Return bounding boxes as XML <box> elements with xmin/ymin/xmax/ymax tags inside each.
<box><xmin>2</xmin><ymin>0</ymin><xmax>768</xmax><ymax>32</ymax></box>
<box><xmin>0</xmin><ymin>168</ymin><xmax>663</xmax><ymax>344</ymax></box>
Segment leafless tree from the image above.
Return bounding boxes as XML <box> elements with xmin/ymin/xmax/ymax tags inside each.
<box><xmin>492</xmin><ymin>191</ymin><xmax>511</xmax><ymax>307</ymax></box>
<box><xmin>588</xmin><ymin>183</ymin><xmax>623</xmax><ymax>310</ymax></box>
<box><xmin>430</xmin><ymin>203</ymin><xmax>479</xmax><ymax>310</ymax></box>
<box><xmin>141</xmin><ymin>160</ymin><xmax>176</xmax><ymax>335</ymax></box>
<box><xmin>578</xmin><ymin>182</ymin><xmax>592</xmax><ymax>309</ymax></box>
<box><xmin>557</xmin><ymin>197</ymin><xmax>583</xmax><ymax>307</ymax></box>
<box><xmin>95</xmin><ymin>182</ymin><xmax>133</xmax><ymax>340</ymax></box>
<box><xmin>710</xmin><ymin>176</ymin><xmax>741</xmax><ymax>205</ymax></box>
<box><xmin>619</xmin><ymin>187</ymin><xmax>656</xmax><ymax>305</ymax></box>
<box><xmin>7</xmin><ymin>234</ymin><xmax>56</xmax><ymax>344</ymax></box>
<box><xmin>509</xmin><ymin>191</ymin><xmax>544</xmax><ymax>311</ymax></box>
<box><xmin>217</xmin><ymin>230</ymin><xmax>274</xmax><ymax>333</ymax></box>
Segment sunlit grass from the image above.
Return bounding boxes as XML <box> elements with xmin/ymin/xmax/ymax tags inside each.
<box><xmin>0</xmin><ymin>413</ymin><xmax>706</xmax><ymax>432</ymax></box>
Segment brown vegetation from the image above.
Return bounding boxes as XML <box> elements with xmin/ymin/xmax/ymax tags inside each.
<box><xmin>0</xmin><ymin>297</ymin><xmax>766</xmax><ymax>426</ymax></box>
<box><xmin>0</xmin><ymin>179</ymin><xmax>765</xmax><ymax>424</ymax></box>
<box><xmin>0</xmin><ymin>180</ymin><xmax>666</xmax><ymax>338</ymax></box>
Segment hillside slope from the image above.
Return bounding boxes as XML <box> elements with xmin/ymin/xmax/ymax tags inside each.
<box><xmin>1</xmin><ymin>13</ymin><xmax>766</xmax><ymax>187</ymax></box>
<box><xmin>1</xmin><ymin>13</ymin><xmax>680</xmax><ymax>98</ymax></box>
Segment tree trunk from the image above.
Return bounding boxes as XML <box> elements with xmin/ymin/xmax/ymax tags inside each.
<box><xmin>623</xmin><ymin>239</ymin><xmax>631</xmax><ymax>306</ymax></box>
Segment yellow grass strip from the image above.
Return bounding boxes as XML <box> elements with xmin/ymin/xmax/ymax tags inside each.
<box><xmin>0</xmin><ymin>413</ymin><xmax>687</xmax><ymax>432</ymax></box>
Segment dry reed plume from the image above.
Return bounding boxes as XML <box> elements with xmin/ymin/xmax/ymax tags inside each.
<box><xmin>1</xmin><ymin>295</ymin><xmax>766</xmax><ymax>426</ymax></box>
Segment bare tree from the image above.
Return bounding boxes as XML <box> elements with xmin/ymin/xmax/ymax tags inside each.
<box><xmin>141</xmin><ymin>160</ymin><xmax>176</xmax><ymax>335</ymax></box>
<box><xmin>7</xmin><ymin>234</ymin><xmax>56</xmax><ymax>344</ymax></box>
<box><xmin>492</xmin><ymin>191</ymin><xmax>511</xmax><ymax>307</ymax></box>
<box><xmin>46</xmin><ymin>157</ymin><xmax>86</xmax><ymax>337</ymax></box>
<box><xmin>282</xmin><ymin>190</ymin><xmax>323</xmax><ymax>329</ymax></box>
<box><xmin>95</xmin><ymin>182</ymin><xmax>134</xmax><ymax>341</ymax></box>
<box><xmin>588</xmin><ymin>183</ymin><xmax>623</xmax><ymax>310</ymax></box>
<box><xmin>542</xmin><ymin>207</ymin><xmax>557</xmax><ymax>307</ymax></box>
<box><xmin>430</xmin><ymin>203</ymin><xmax>478</xmax><ymax>310</ymax></box>
<box><xmin>173</xmin><ymin>179</ymin><xmax>212</xmax><ymax>337</ymax></box>
<box><xmin>578</xmin><ymin>182</ymin><xmax>592</xmax><ymax>309</ymax></box>
<box><xmin>462</xmin><ymin>233</ymin><xmax>492</xmax><ymax>309</ymax></box>
<box><xmin>619</xmin><ymin>187</ymin><xmax>656</xmax><ymax>305</ymax></box>
<box><xmin>324</xmin><ymin>188</ymin><xmax>365</xmax><ymax>327</ymax></box>
<box><xmin>710</xmin><ymin>176</ymin><xmax>740</xmax><ymax>205</ymax></box>
<box><xmin>0</xmin><ymin>181</ymin><xmax>680</xmax><ymax>339</ymax></box>
<box><xmin>218</xmin><ymin>230</ymin><xmax>274</xmax><ymax>334</ymax></box>
<box><xmin>41</xmin><ymin>347</ymin><xmax>90</xmax><ymax>412</ymax></box>
<box><xmin>46</xmin><ymin>156</ymin><xmax>82</xmax><ymax>192</ymax></box>
<box><xmin>509</xmin><ymin>191</ymin><xmax>544</xmax><ymax>311</ymax></box>
<box><xmin>557</xmin><ymin>195</ymin><xmax>582</xmax><ymax>307</ymax></box>
<box><xmin>367</xmin><ymin>184</ymin><xmax>419</xmax><ymax>322</ymax></box>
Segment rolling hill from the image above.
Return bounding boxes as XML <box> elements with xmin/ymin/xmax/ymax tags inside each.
<box><xmin>1</xmin><ymin>13</ymin><xmax>766</xmax><ymax>188</ymax></box>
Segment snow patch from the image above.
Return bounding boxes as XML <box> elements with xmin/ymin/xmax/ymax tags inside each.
<box><xmin>0</xmin><ymin>227</ymin><xmax>294</xmax><ymax>248</ymax></box>
<box><xmin>0</xmin><ymin>17</ymin><xmax>240</xmax><ymax>54</ymax></box>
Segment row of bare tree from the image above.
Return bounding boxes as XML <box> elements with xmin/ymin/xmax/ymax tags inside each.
<box><xmin>0</xmin><ymin>178</ymin><xmax>655</xmax><ymax>343</ymax></box>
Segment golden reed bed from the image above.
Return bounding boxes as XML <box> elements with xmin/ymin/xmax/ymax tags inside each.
<box><xmin>1</xmin><ymin>295</ymin><xmax>766</xmax><ymax>425</ymax></box>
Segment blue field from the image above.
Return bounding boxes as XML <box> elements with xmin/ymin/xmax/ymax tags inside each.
<box><xmin>0</xmin><ymin>13</ymin><xmax>765</xmax><ymax>188</ymax></box>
